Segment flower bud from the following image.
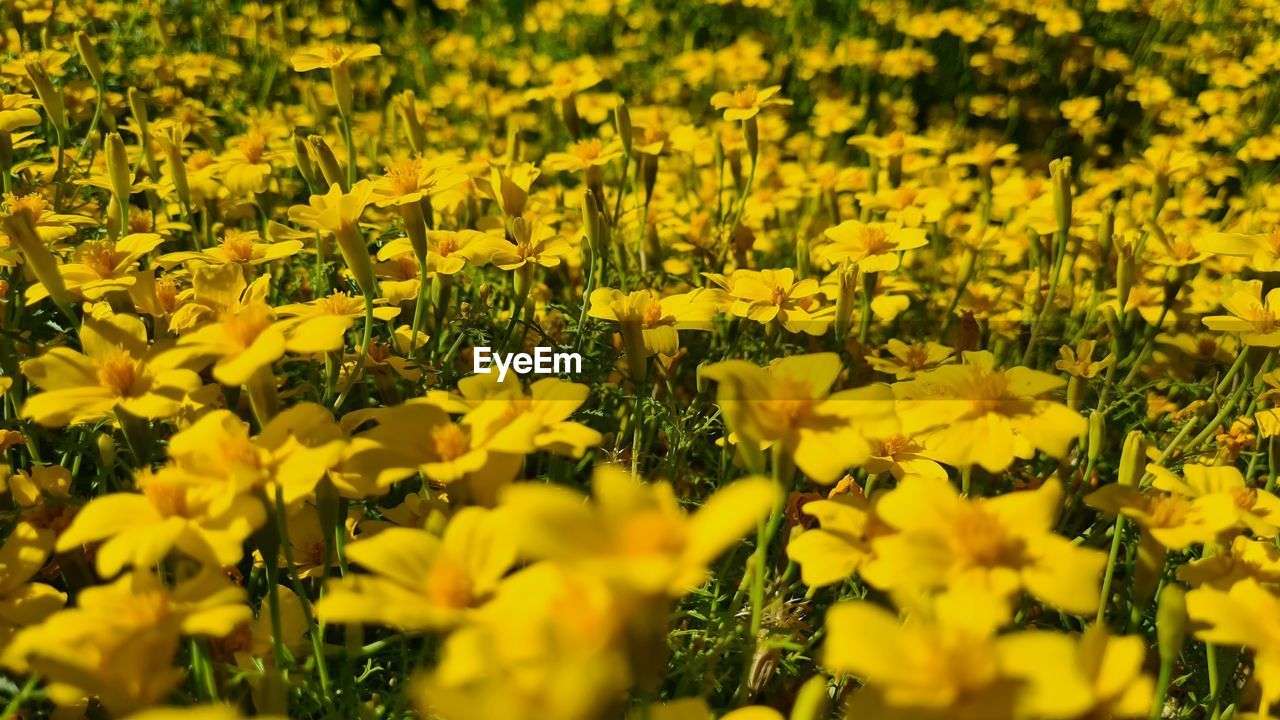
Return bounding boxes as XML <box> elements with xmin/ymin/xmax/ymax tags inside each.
<box><xmin>291</xmin><ymin>132</ymin><xmax>318</xmax><ymax>191</ymax></box>
<box><xmin>155</xmin><ymin>126</ymin><xmax>190</xmax><ymax>208</ymax></box>
<box><xmin>1050</xmin><ymin>157</ymin><xmax>1072</xmax><ymax>234</ymax></box>
<box><xmin>395</xmin><ymin>91</ymin><xmax>426</xmax><ymax>155</ymax></box>
<box><xmin>25</xmin><ymin>62</ymin><xmax>66</xmax><ymax>130</ymax></box>
<box><xmin>104</xmin><ymin>132</ymin><xmax>132</xmax><ymax>210</ymax></box>
<box><xmin>581</xmin><ymin>190</ymin><xmax>602</xmax><ymax>257</ymax></box>
<box><xmin>642</xmin><ymin>154</ymin><xmax>658</xmax><ymax>204</ymax></box>
<box><xmin>834</xmin><ymin>263</ymin><xmax>857</xmax><ymax>341</ymax></box>
<box><xmin>74</xmin><ymin>32</ymin><xmax>106</xmax><ymax>87</ymax></box>
<box><xmin>307</xmin><ymin>135</ymin><xmax>347</xmax><ymax>192</ymax></box>
<box><xmin>1116</xmin><ymin>246</ymin><xmax>1134</xmax><ymax>312</ymax></box>
<box><xmin>614</xmin><ymin>100</ymin><xmax>632</xmax><ymax>157</ymax></box>
<box><xmin>1118</xmin><ymin>431</ymin><xmax>1147</xmax><ymax>488</ymax></box>
<box><xmin>1096</xmin><ymin>200</ymin><xmax>1115</xmax><ymax>260</ymax></box>
<box><xmin>559</xmin><ymin>95</ymin><xmax>582</xmax><ymax>140</ymax></box>
<box><xmin>1087</xmin><ymin>410</ymin><xmax>1105</xmax><ymax>464</ymax></box>
<box><xmin>2</xmin><ymin>209</ymin><xmax>72</xmax><ymax>314</ymax></box>
<box><xmin>127</xmin><ymin>89</ymin><xmax>161</xmax><ymax>179</ymax></box>
<box><xmin>1156</xmin><ymin>584</ymin><xmax>1187</xmax><ymax>664</ymax></box>
<box><xmin>96</xmin><ymin>433</ymin><xmax>117</xmax><ymax>469</ymax></box>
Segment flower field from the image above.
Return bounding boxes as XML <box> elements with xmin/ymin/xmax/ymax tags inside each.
<box><xmin>3</xmin><ymin>0</ymin><xmax>1280</xmax><ymax>718</ymax></box>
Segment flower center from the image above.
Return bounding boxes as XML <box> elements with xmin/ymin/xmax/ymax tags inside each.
<box><xmin>316</xmin><ymin>292</ymin><xmax>357</xmax><ymax>315</ymax></box>
<box><xmin>221</xmin><ymin>231</ymin><xmax>256</xmax><ymax>262</ymax></box>
<box><xmin>950</xmin><ymin>505</ymin><xmax>1023</xmax><ymax>568</ymax></box>
<box><xmin>1146</xmin><ymin>494</ymin><xmax>1193</xmax><ymax>528</ymax></box>
<box><xmin>98</xmin><ymin>348</ymin><xmax>144</xmax><ymax>397</ymax></box>
<box><xmin>239</xmin><ymin>133</ymin><xmax>267</xmax><ymax>164</ymax></box>
<box><xmin>223</xmin><ymin>304</ymin><xmax>275</xmax><ymax>348</ymax></box>
<box><xmin>425</xmin><ymin>556</ymin><xmax>474</xmax><ymax>609</ymax></box>
<box><xmin>142</xmin><ymin>480</ymin><xmax>191</xmax><ymax>518</ymax></box>
<box><xmin>430</xmin><ymin>424</ymin><xmax>469</xmax><ymax>461</ymax></box>
<box><xmin>79</xmin><ymin>240</ymin><xmax>121</xmax><ymax>278</ymax></box>
<box><xmin>619</xmin><ymin>511</ymin><xmax>686</xmax><ymax>556</ymax></box>
<box><xmin>385</xmin><ymin>159</ymin><xmax>424</xmax><ymax>197</ymax></box>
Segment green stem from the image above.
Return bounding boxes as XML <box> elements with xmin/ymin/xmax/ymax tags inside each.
<box><xmin>1150</xmin><ymin>654</ymin><xmax>1174</xmax><ymax>720</ymax></box>
<box><xmin>273</xmin><ymin>486</ymin><xmax>331</xmax><ymax>696</ymax></box>
<box><xmin>1096</xmin><ymin>516</ymin><xmax>1126</xmax><ymax>626</ymax></box>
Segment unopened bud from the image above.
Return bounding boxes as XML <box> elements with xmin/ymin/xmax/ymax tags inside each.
<box><xmin>1119</xmin><ymin>432</ymin><xmax>1147</xmax><ymax>488</ymax></box>
<box><xmin>834</xmin><ymin>263</ymin><xmax>856</xmax><ymax>341</ymax></box>
<box><xmin>1087</xmin><ymin>411</ymin><xmax>1105</xmax><ymax>464</ymax></box>
<box><xmin>307</xmin><ymin>135</ymin><xmax>346</xmax><ymax>192</ymax></box>
<box><xmin>74</xmin><ymin>32</ymin><xmax>106</xmax><ymax>87</ymax></box>
<box><xmin>291</xmin><ymin>132</ymin><xmax>318</xmax><ymax>190</ymax></box>
<box><xmin>96</xmin><ymin>433</ymin><xmax>117</xmax><ymax>469</ymax></box>
<box><xmin>105</xmin><ymin>132</ymin><xmax>132</xmax><ymax>210</ymax></box>
<box><xmin>396</xmin><ymin>91</ymin><xmax>426</xmax><ymax>154</ymax></box>
<box><xmin>581</xmin><ymin>190</ymin><xmax>601</xmax><ymax>256</ymax></box>
<box><xmin>1156</xmin><ymin>584</ymin><xmax>1187</xmax><ymax>663</ymax></box>
<box><xmin>1050</xmin><ymin>157</ymin><xmax>1073</xmax><ymax>234</ymax></box>
<box><xmin>615</xmin><ymin>100</ymin><xmax>632</xmax><ymax>156</ymax></box>
<box><xmin>25</xmin><ymin>62</ymin><xmax>65</xmax><ymax>129</ymax></box>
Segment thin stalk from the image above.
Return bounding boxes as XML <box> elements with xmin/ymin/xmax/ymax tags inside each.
<box><xmin>1096</xmin><ymin>516</ymin><xmax>1126</xmax><ymax>626</ymax></box>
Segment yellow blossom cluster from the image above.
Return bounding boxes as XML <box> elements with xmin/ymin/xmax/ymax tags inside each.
<box><xmin>1</xmin><ymin>0</ymin><xmax>1280</xmax><ymax>719</ymax></box>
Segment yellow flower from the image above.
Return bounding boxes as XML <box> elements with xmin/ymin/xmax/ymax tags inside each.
<box><xmin>289</xmin><ymin>43</ymin><xmax>382</xmax><ymax>72</ymax></box>
<box><xmin>54</xmin><ymin>467</ymin><xmax>266</xmax><ymax>576</ymax></box>
<box><xmin>847</xmin><ymin>130</ymin><xmax>943</xmax><ymax>160</ymax></box>
<box><xmin>0</xmin><ymin>522</ymin><xmax>65</xmax><ymax>669</ymax></box>
<box><xmin>786</xmin><ymin>494</ymin><xmax>878</xmax><ymax>587</ymax></box>
<box><xmin>486</xmin><ymin>217</ymin><xmax>573</xmax><ymax>271</ymax></box>
<box><xmin>7</xmin><ymin>568</ymin><xmax>249</xmax><ymax>716</ymax></box>
<box><xmin>1177</xmin><ymin>534</ymin><xmax>1280</xmax><ymax>590</ymax></box>
<box><xmin>587</xmin><ymin>286</ymin><xmax>722</xmax><ymax>358</ymax></box>
<box><xmin>1195</xmin><ymin>227</ymin><xmax>1280</xmax><ymax>272</ymax></box>
<box><xmin>1148</xmin><ymin>463</ymin><xmax>1280</xmax><ymax>537</ymax></box>
<box><xmin>21</xmin><ymin>311</ymin><xmax>202</xmax><ymax>426</ymax></box>
<box><xmin>275</xmin><ymin>292</ymin><xmax>400</xmax><ymax>354</ymax></box>
<box><xmin>501</xmin><ymin>465</ymin><xmax>776</xmax><ymax>597</ymax></box>
<box><xmin>819</xmin><ymin>220</ymin><xmax>928</xmax><ymax>273</ymax></box>
<box><xmin>1055</xmin><ymin>339</ymin><xmax>1115</xmax><ymax>378</ymax></box>
<box><xmin>700</xmin><ymin>353</ymin><xmax>898</xmax><ymax>482</ymax></box>
<box><xmin>728</xmin><ymin>268</ymin><xmax>830</xmax><ymax>335</ymax></box>
<box><xmin>709</xmin><ymin>85</ymin><xmax>791</xmax><ymax>121</ymax></box>
<box><xmin>865</xmin><ymin>339</ymin><xmax>954</xmax><ymax>380</ymax></box>
<box><xmin>1187</xmin><ymin>578</ymin><xmax>1280</xmax><ymax>707</ymax></box>
<box><xmin>318</xmin><ymin>507</ymin><xmax>516</xmax><ymax>630</ymax></box>
<box><xmin>0</xmin><ymin>92</ymin><xmax>41</xmax><ymax>133</ymax></box>
<box><xmin>861</xmin><ymin>477</ymin><xmax>1106</xmax><ymax>615</ymax></box>
<box><xmin>288</xmin><ymin>179</ymin><xmax>378</xmax><ymax>294</ymax></box>
<box><xmin>427</xmin><ymin>374</ymin><xmax>604</xmax><ymax>458</ymax></box>
<box><xmin>26</xmin><ymin>233</ymin><xmax>164</xmax><ymax>303</ymax></box>
<box><xmin>178</xmin><ymin>301</ymin><xmax>287</xmax><ymax>386</ymax></box>
<box><xmin>893</xmin><ymin>350</ymin><xmax>1087</xmax><ymax>472</ymax></box>
<box><xmin>543</xmin><ymin>138</ymin><xmax>624</xmax><ymax>173</ymax></box>
<box><xmin>412</xmin><ymin>563</ymin><xmax>629</xmax><ymax>720</ymax></box>
<box><xmin>157</xmin><ymin>228</ymin><xmax>303</xmax><ymax>270</ymax></box>
<box><xmin>338</xmin><ymin>401</ymin><xmax>538</xmax><ymax>503</ymax></box>
<box><xmin>825</xmin><ymin>587</ymin><xmax>1091</xmax><ymax>720</ymax></box>
<box><xmin>371</xmin><ymin>155</ymin><xmax>468</xmax><ymax>207</ymax></box>
<box><xmin>165</xmin><ymin>405</ymin><xmax>347</xmax><ymax>505</ymax></box>
<box><xmin>1085</xmin><ymin>481</ymin><xmax>1239</xmax><ymax>551</ymax></box>
<box><xmin>1203</xmin><ymin>279</ymin><xmax>1280</xmax><ymax>346</ymax></box>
